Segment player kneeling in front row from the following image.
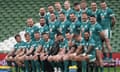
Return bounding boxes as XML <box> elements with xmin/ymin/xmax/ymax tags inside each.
<box><xmin>70</xmin><ymin>31</ymin><xmax>96</xmax><ymax>72</ymax></box>
<box><xmin>6</xmin><ymin>34</ymin><xmax>27</xmax><ymax>72</ymax></box>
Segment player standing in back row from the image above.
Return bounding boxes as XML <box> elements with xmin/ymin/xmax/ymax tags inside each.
<box><xmin>100</xmin><ymin>1</ymin><xmax>116</xmax><ymax>60</ymax></box>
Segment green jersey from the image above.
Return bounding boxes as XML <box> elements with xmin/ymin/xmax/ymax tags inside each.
<box><xmin>57</xmin><ymin>20</ymin><xmax>70</xmax><ymax>36</ymax></box>
<box><xmin>74</xmin><ymin>38</ymin><xmax>84</xmax><ymax>47</ymax></box>
<box><xmin>80</xmin><ymin>20</ymin><xmax>90</xmax><ymax>37</ymax></box>
<box><xmin>74</xmin><ymin>8</ymin><xmax>91</xmax><ymax>21</ymax></box>
<box><xmin>89</xmin><ymin>9</ymin><xmax>101</xmax><ymax>23</ymax></box>
<box><xmin>65</xmin><ymin>39</ymin><xmax>75</xmax><ymax>51</ymax></box>
<box><xmin>25</xmin><ymin>26</ymin><xmax>39</xmax><ymax>40</ymax></box>
<box><xmin>80</xmin><ymin>8</ymin><xmax>91</xmax><ymax>16</ymax></box>
<box><xmin>73</xmin><ymin>10</ymin><xmax>82</xmax><ymax>21</ymax></box>
<box><xmin>14</xmin><ymin>41</ymin><xmax>27</xmax><ymax>49</ymax></box>
<box><xmin>43</xmin><ymin>39</ymin><xmax>54</xmax><ymax>52</ymax></box>
<box><xmin>38</xmin><ymin>24</ymin><xmax>49</xmax><ymax>34</ymax></box>
<box><xmin>89</xmin><ymin>23</ymin><xmax>103</xmax><ymax>44</ymax></box>
<box><xmin>48</xmin><ymin>20</ymin><xmax>59</xmax><ymax>40</ymax></box>
<box><xmin>25</xmin><ymin>41</ymin><xmax>32</xmax><ymax>49</ymax></box>
<box><xmin>39</xmin><ymin>13</ymin><xmax>49</xmax><ymax>25</ymax></box>
<box><xmin>47</xmin><ymin>12</ymin><xmax>57</xmax><ymax>20</ymax></box>
<box><xmin>82</xmin><ymin>38</ymin><xmax>96</xmax><ymax>55</ymax></box>
<box><xmin>100</xmin><ymin>7</ymin><xmax>115</xmax><ymax>30</ymax></box>
<box><xmin>59</xmin><ymin>39</ymin><xmax>68</xmax><ymax>49</ymax></box>
<box><xmin>56</xmin><ymin>9</ymin><xmax>66</xmax><ymax>18</ymax></box>
<box><xmin>31</xmin><ymin>38</ymin><xmax>44</xmax><ymax>49</ymax></box>
<box><xmin>68</xmin><ymin>20</ymin><xmax>81</xmax><ymax>34</ymax></box>
<box><xmin>64</xmin><ymin>8</ymin><xmax>74</xmax><ymax>20</ymax></box>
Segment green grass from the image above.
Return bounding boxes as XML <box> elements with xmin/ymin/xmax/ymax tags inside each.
<box><xmin>104</xmin><ymin>67</ymin><xmax>120</xmax><ymax>72</ymax></box>
<box><xmin>10</xmin><ymin>67</ymin><xmax>120</xmax><ymax>72</ymax></box>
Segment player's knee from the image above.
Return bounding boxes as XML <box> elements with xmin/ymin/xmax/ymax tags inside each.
<box><xmin>63</xmin><ymin>55</ymin><xmax>69</xmax><ymax>60</ymax></box>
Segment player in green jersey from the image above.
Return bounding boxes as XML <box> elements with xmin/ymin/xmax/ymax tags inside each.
<box><xmin>80</xmin><ymin>1</ymin><xmax>91</xmax><ymax>16</ymax></box>
<box><xmin>62</xmin><ymin>32</ymin><xmax>77</xmax><ymax>72</ymax></box>
<box><xmin>80</xmin><ymin>13</ymin><xmax>90</xmax><ymax>37</ymax></box>
<box><xmin>57</xmin><ymin>12</ymin><xmax>70</xmax><ymax>36</ymax></box>
<box><xmin>5</xmin><ymin>34</ymin><xmax>26</xmax><ymax>72</ymax></box>
<box><xmin>48</xmin><ymin>13</ymin><xmax>59</xmax><ymax>40</ymax></box>
<box><xmin>73</xmin><ymin>2</ymin><xmax>81</xmax><ymax>21</ymax></box>
<box><xmin>39</xmin><ymin>17</ymin><xmax>49</xmax><ymax>35</ymax></box>
<box><xmin>13</xmin><ymin>34</ymin><xmax>27</xmax><ymax>72</ymax></box>
<box><xmin>64</xmin><ymin>1</ymin><xmax>74</xmax><ymax>20</ymax></box>
<box><xmin>39</xmin><ymin>8</ymin><xmax>48</xmax><ymax>25</ymax></box>
<box><xmin>23</xmin><ymin>33</ymin><xmax>38</xmax><ymax>72</ymax></box>
<box><xmin>31</xmin><ymin>32</ymin><xmax>44</xmax><ymax>72</ymax></box>
<box><xmin>89</xmin><ymin>2</ymin><xmax>101</xmax><ymax>23</ymax></box>
<box><xmin>47</xmin><ymin>5</ymin><xmax>57</xmax><ymax>20</ymax></box>
<box><xmin>25</xmin><ymin>18</ymin><xmax>39</xmax><ymax>40</ymax></box>
<box><xmin>54</xmin><ymin>2</ymin><xmax>66</xmax><ymax>18</ymax></box>
<box><xmin>89</xmin><ymin>15</ymin><xmax>105</xmax><ymax>72</ymax></box>
<box><xmin>69</xmin><ymin>13</ymin><xmax>81</xmax><ymax>35</ymax></box>
<box><xmin>100</xmin><ymin>1</ymin><xmax>116</xmax><ymax>60</ymax></box>
<box><xmin>38</xmin><ymin>33</ymin><xmax>54</xmax><ymax>72</ymax></box>
<box><xmin>71</xmin><ymin>31</ymin><xmax>96</xmax><ymax>72</ymax></box>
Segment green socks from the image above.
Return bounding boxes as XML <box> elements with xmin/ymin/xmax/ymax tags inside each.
<box><xmin>100</xmin><ymin>66</ymin><xmax>104</xmax><ymax>72</ymax></box>
<box><xmin>64</xmin><ymin>60</ymin><xmax>69</xmax><ymax>72</ymax></box>
<box><xmin>95</xmin><ymin>66</ymin><xmax>99</xmax><ymax>72</ymax></box>
<box><xmin>109</xmin><ymin>52</ymin><xmax>112</xmax><ymax>59</ymax></box>
<box><xmin>95</xmin><ymin>66</ymin><xmax>104</xmax><ymax>72</ymax></box>
<box><xmin>71</xmin><ymin>61</ymin><xmax>77</xmax><ymax>66</ymax></box>
<box><xmin>82</xmin><ymin>61</ymin><xmax>87</xmax><ymax>72</ymax></box>
<box><xmin>34</xmin><ymin>60</ymin><xmax>41</xmax><ymax>72</ymax></box>
<box><xmin>103</xmin><ymin>52</ymin><xmax>107</xmax><ymax>59</ymax></box>
<box><xmin>24</xmin><ymin>60</ymin><xmax>29</xmax><ymax>72</ymax></box>
<box><xmin>31</xmin><ymin>60</ymin><xmax>36</xmax><ymax>72</ymax></box>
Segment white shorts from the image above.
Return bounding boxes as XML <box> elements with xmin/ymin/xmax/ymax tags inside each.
<box><xmin>103</xmin><ymin>29</ymin><xmax>111</xmax><ymax>39</ymax></box>
<box><xmin>88</xmin><ymin>54</ymin><xmax>96</xmax><ymax>62</ymax></box>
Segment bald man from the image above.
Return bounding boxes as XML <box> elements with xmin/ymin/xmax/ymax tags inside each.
<box><xmin>64</xmin><ymin>1</ymin><xmax>74</xmax><ymax>20</ymax></box>
<box><xmin>89</xmin><ymin>2</ymin><xmax>101</xmax><ymax>23</ymax></box>
<box><xmin>25</xmin><ymin>18</ymin><xmax>39</xmax><ymax>40</ymax></box>
<box><xmin>54</xmin><ymin>2</ymin><xmax>65</xmax><ymax>18</ymax></box>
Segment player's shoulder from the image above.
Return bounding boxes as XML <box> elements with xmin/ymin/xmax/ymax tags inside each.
<box><xmin>89</xmin><ymin>38</ymin><xmax>95</xmax><ymax>42</ymax></box>
<box><xmin>95</xmin><ymin>23</ymin><xmax>101</xmax><ymax>27</ymax></box>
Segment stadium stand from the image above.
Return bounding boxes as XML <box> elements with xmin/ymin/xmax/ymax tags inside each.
<box><xmin>0</xmin><ymin>0</ymin><xmax>120</xmax><ymax>52</ymax></box>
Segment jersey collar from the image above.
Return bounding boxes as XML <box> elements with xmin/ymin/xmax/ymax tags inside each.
<box><xmin>81</xmin><ymin>8</ymin><xmax>88</xmax><ymax>12</ymax></box>
<box><xmin>39</xmin><ymin>13</ymin><xmax>46</xmax><ymax>17</ymax></box>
